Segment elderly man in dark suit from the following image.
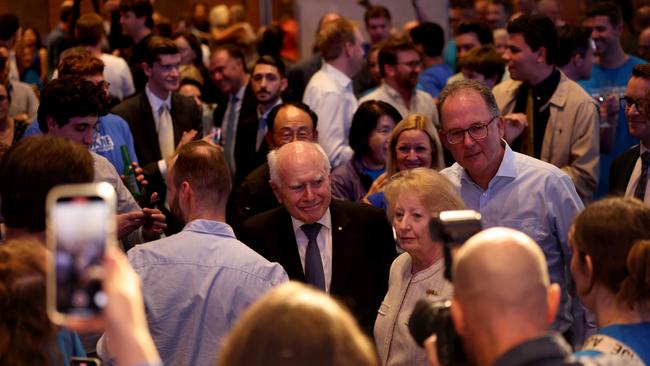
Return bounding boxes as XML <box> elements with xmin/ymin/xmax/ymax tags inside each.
<box><xmin>241</xmin><ymin>141</ymin><xmax>396</xmax><ymax>334</ymax></box>
<box><xmin>610</xmin><ymin>64</ymin><xmax>650</xmax><ymax>204</ymax></box>
<box><xmin>111</xmin><ymin>36</ymin><xmax>202</xmax><ymax>208</ymax></box>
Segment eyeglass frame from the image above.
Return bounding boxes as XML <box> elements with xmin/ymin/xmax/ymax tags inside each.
<box><xmin>619</xmin><ymin>96</ymin><xmax>648</xmax><ymax>114</ymax></box>
<box><xmin>441</xmin><ymin>115</ymin><xmax>499</xmax><ymax>145</ymax></box>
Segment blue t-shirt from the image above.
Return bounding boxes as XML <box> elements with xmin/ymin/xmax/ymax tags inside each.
<box><xmin>367</xmin><ymin>191</ymin><xmax>387</xmax><ymax>211</ymax></box>
<box><xmin>362</xmin><ymin>166</ymin><xmax>384</xmax><ymax>182</ymax></box>
<box><xmin>578</xmin><ymin>55</ymin><xmax>646</xmax><ymax>198</ymax></box>
<box><xmin>443</xmin><ymin>39</ymin><xmax>457</xmax><ymax>73</ymax></box>
<box><xmin>417</xmin><ymin>63</ymin><xmax>453</xmax><ymax>99</ymax></box>
<box><xmin>53</xmin><ymin>328</ymin><xmax>86</xmax><ymax>365</ymax></box>
<box><xmin>574</xmin><ymin>322</ymin><xmax>650</xmax><ymax>364</ymax></box>
<box><xmin>22</xmin><ymin>113</ymin><xmax>138</xmax><ymax>173</ymax></box>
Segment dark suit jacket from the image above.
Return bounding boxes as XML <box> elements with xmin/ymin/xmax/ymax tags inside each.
<box><xmin>227</xmin><ymin>162</ymin><xmax>278</xmax><ymax>232</ymax></box>
<box><xmin>111</xmin><ymin>92</ymin><xmax>202</xmax><ymax>201</ymax></box>
<box><xmin>610</xmin><ymin>145</ymin><xmax>640</xmax><ymax>196</ymax></box>
<box><xmin>213</xmin><ymin>83</ymin><xmax>259</xmax><ymax>181</ymax></box>
<box><xmin>240</xmin><ymin>199</ymin><xmax>397</xmax><ymax>335</ymax></box>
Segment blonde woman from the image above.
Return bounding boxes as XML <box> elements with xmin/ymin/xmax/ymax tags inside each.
<box><xmin>375</xmin><ymin>168</ymin><xmax>464</xmax><ymax>366</ymax></box>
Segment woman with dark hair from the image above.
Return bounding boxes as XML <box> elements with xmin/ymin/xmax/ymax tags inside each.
<box><xmin>570</xmin><ymin>197</ymin><xmax>650</xmax><ymax>363</ymax></box>
<box><xmin>20</xmin><ymin>26</ymin><xmax>47</xmax><ymax>84</ymax></box>
<box><xmin>0</xmin><ymin>240</ymin><xmax>85</xmax><ymax>365</ymax></box>
<box><xmin>172</xmin><ymin>31</ymin><xmax>218</xmax><ymax>102</ymax></box>
<box><xmin>330</xmin><ymin>100</ymin><xmax>401</xmax><ymax>202</ymax></box>
<box><xmin>0</xmin><ymin>83</ymin><xmax>28</xmax><ymax>146</ymax></box>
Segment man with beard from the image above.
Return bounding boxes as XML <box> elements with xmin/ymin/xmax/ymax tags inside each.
<box><xmin>234</xmin><ymin>55</ymin><xmax>287</xmax><ymax>182</ymax></box>
<box><xmin>98</xmin><ymin>140</ymin><xmax>288</xmax><ymax>365</ymax></box>
<box><xmin>112</xmin><ymin>36</ymin><xmax>202</xmax><ymax>212</ymax></box>
<box><xmin>360</xmin><ymin>36</ymin><xmax>439</xmax><ymax>128</ymax></box>
<box><xmin>580</xmin><ymin>2</ymin><xmax>646</xmax><ymax>198</ymax></box>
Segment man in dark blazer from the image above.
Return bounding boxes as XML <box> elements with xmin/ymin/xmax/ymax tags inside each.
<box><xmin>210</xmin><ymin>43</ymin><xmax>258</xmax><ymax>180</ymax></box>
<box><xmin>240</xmin><ymin>141</ymin><xmax>396</xmax><ymax>335</ymax></box>
<box><xmin>609</xmin><ymin>64</ymin><xmax>650</xmax><ymax>201</ymax></box>
<box><xmin>112</xmin><ymin>36</ymin><xmax>201</xmax><ymax>207</ymax></box>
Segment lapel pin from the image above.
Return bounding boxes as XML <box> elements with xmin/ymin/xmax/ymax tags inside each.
<box><xmin>338</xmin><ymin>226</ymin><xmax>342</xmax><ymax>231</ymax></box>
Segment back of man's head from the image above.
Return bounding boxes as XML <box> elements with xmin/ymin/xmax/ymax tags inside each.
<box><xmin>172</xmin><ymin>141</ymin><xmax>231</xmax><ymax>209</ymax></box>
<box><xmin>0</xmin><ymin>135</ymin><xmax>94</xmax><ymax>233</ymax></box>
<box><xmin>585</xmin><ymin>1</ymin><xmax>622</xmax><ymax>28</ymax></box>
<box><xmin>410</xmin><ymin>22</ymin><xmax>445</xmax><ymax>57</ymax></box>
<box><xmin>143</xmin><ymin>36</ymin><xmax>179</xmax><ymax>66</ymax></box>
<box><xmin>37</xmin><ymin>75</ymin><xmax>106</xmax><ymax>133</ymax></box>
<box><xmin>119</xmin><ymin>0</ymin><xmax>154</xmax><ymax>29</ymax></box>
<box><xmin>458</xmin><ymin>45</ymin><xmax>505</xmax><ymax>83</ymax></box>
<box><xmin>0</xmin><ymin>14</ymin><xmax>19</xmax><ymax>43</ymax></box>
<box><xmin>507</xmin><ymin>14</ymin><xmax>558</xmax><ymax>65</ymax></box>
<box><xmin>452</xmin><ymin>227</ymin><xmax>557</xmax><ymax>346</ymax></box>
<box><xmin>76</xmin><ymin>13</ymin><xmax>105</xmax><ymax>46</ymax></box>
<box><xmin>316</xmin><ymin>18</ymin><xmax>357</xmax><ymax>62</ymax></box>
<box><xmin>556</xmin><ymin>25</ymin><xmax>592</xmax><ymax>68</ymax></box>
<box><xmin>632</xmin><ymin>63</ymin><xmax>650</xmax><ymax>81</ymax></box>
<box><xmin>58</xmin><ymin>47</ymin><xmax>105</xmax><ymax>77</ymax></box>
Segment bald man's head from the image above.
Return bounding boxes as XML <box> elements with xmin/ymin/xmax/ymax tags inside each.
<box><xmin>452</xmin><ymin>228</ymin><xmax>557</xmax><ymax>330</ymax></box>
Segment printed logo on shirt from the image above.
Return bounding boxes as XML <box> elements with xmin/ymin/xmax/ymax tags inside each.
<box><xmin>91</xmin><ymin>133</ymin><xmax>115</xmax><ymax>154</ymax></box>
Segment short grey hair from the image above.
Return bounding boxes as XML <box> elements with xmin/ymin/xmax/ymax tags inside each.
<box><xmin>268</xmin><ymin>142</ymin><xmax>331</xmax><ymax>187</ymax></box>
<box><xmin>437</xmin><ymin>79</ymin><xmax>501</xmax><ymax>128</ymax></box>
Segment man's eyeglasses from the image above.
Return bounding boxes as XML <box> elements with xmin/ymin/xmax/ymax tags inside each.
<box><xmin>620</xmin><ymin>96</ymin><xmax>649</xmax><ymax>114</ymax></box>
<box><xmin>442</xmin><ymin>116</ymin><xmax>498</xmax><ymax>145</ymax></box>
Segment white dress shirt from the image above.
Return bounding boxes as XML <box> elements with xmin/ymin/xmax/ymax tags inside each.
<box><xmin>360</xmin><ymin>82</ymin><xmax>440</xmax><ymax>128</ymax></box>
<box><xmin>290</xmin><ymin>208</ymin><xmax>333</xmax><ymax>292</ymax></box>
<box><xmin>303</xmin><ymin>63</ymin><xmax>357</xmax><ymax>168</ymax></box>
<box><xmin>145</xmin><ymin>85</ymin><xmax>172</xmax><ymax>177</ymax></box>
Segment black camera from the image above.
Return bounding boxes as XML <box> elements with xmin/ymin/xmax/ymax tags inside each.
<box><xmin>407</xmin><ymin>210</ymin><xmax>482</xmax><ymax>365</ymax></box>
<box><xmin>408</xmin><ymin>298</ymin><xmax>467</xmax><ymax>366</ymax></box>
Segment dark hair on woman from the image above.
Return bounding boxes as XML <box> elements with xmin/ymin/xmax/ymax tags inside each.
<box><xmin>22</xmin><ymin>26</ymin><xmax>44</xmax><ymax>49</ymax></box>
<box><xmin>0</xmin><ymin>240</ymin><xmax>61</xmax><ymax>365</ymax></box>
<box><xmin>349</xmin><ymin>100</ymin><xmax>401</xmax><ymax>158</ymax></box>
<box><xmin>172</xmin><ymin>31</ymin><xmax>204</xmax><ymax>68</ymax></box>
<box><xmin>573</xmin><ymin>197</ymin><xmax>650</xmax><ymax>308</ymax></box>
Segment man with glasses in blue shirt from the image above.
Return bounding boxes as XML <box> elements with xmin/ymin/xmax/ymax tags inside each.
<box><xmin>610</xmin><ymin>64</ymin><xmax>650</xmax><ymax>206</ymax></box>
<box><xmin>438</xmin><ymin>79</ymin><xmax>589</xmax><ymax>348</ymax></box>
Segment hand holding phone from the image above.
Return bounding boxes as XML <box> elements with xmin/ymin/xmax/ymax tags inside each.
<box><xmin>47</xmin><ymin>182</ymin><xmax>116</xmax><ymax>325</ymax></box>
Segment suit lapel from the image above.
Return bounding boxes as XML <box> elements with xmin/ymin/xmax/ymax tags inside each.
<box><xmin>278</xmin><ymin>208</ymin><xmax>307</xmax><ymax>281</ymax></box>
<box><xmin>329</xmin><ymin>201</ymin><xmax>354</xmax><ymax>294</ymax></box>
<box><xmin>140</xmin><ymin>93</ymin><xmax>162</xmax><ymax>160</ymax></box>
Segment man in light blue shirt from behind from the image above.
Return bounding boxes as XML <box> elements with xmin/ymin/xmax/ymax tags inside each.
<box><xmin>98</xmin><ymin>140</ymin><xmax>288</xmax><ymax>366</ymax></box>
<box><xmin>437</xmin><ymin>80</ymin><xmax>590</xmax><ymax>348</ymax></box>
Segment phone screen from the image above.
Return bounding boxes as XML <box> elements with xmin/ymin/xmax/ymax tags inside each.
<box><xmin>52</xmin><ymin>196</ymin><xmax>109</xmax><ymax>315</ymax></box>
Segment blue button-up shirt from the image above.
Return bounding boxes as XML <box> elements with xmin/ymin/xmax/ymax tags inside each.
<box><xmin>441</xmin><ymin>144</ymin><xmax>584</xmax><ymax>332</ymax></box>
<box><xmin>124</xmin><ymin>219</ymin><xmax>288</xmax><ymax>366</ymax></box>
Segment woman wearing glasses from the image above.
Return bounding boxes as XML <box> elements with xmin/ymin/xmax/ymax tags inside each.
<box><xmin>364</xmin><ymin>114</ymin><xmax>445</xmax><ymax>210</ymax></box>
<box><xmin>374</xmin><ymin>168</ymin><xmax>464</xmax><ymax>366</ymax></box>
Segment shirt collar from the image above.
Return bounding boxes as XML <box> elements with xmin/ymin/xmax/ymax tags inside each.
<box><xmin>258</xmin><ymin>98</ymin><xmax>282</xmax><ymax>120</ymax></box>
<box><xmin>460</xmin><ymin>141</ymin><xmax>515</xmax><ymax>185</ymax></box>
<box><xmin>381</xmin><ymin>82</ymin><xmax>415</xmax><ymax>100</ymax></box>
<box><xmin>182</xmin><ymin>219</ymin><xmax>236</xmax><ymax>238</ymax></box>
<box><xmin>145</xmin><ymin>84</ymin><xmax>171</xmax><ymax>111</ymax></box>
<box><xmin>322</xmin><ymin>63</ymin><xmax>352</xmax><ymax>90</ymax></box>
<box><xmin>291</xmin><ymin>208</ymin><xmax>332</xmax><ymax>235</ymax></box>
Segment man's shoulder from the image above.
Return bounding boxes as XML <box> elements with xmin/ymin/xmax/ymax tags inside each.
<box><xmin>241</xmin><ymin>163</ymin><xmax>270</xmax><ymax>189</ymax></box>
<box><xmin>612</xmin><ymin>144</ymin><xmax>640</xmax><ymax>165</ymax></box>
<box><xmin>243</xmin><ymin>205</ymin><xmax>287</xmax><ymax>230</ymax></box>
<box><xmin>101</xmin><ymin>53</ymin><xmax>128</xmax><ymax>67</ymax></box>
<box><xmin>440</xmin><ymin>164</ymin><xmax>464</xmax><ymax>185</ymax></box>
<box><xmin>112</xmin><ymin>93</ymin><xmax>144</xmax><ymax>113</ymax></box>
<box><xmin>304</xmin><ymin>69</ymin><xmax>339</xmax><ymax>96</ymax></box>
<box><xmin>493</xmin><ymin>78</ymin><xmax>521</xmax><ymax>95</ymax></box>
<box><xmin>331</xmin><ymin>199</ymin><xmax>387</xmax><ymax>222</ymax></box>
<box><xmin>10</xmin><ymin>80</ymin><xmax>36</xmax><ymax>96</ymax></box>
<box><xmin>358</xmin><ymin>86</ymin><xmax>385</xmax><ymax>103</ymax></box>
<box><xmin>557</xmin><ymin>75</ymin><xmax>597</xmax><ymax>105</ymax></box>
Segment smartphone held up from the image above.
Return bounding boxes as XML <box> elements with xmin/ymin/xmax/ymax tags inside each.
<box><xmin>46</xmin><ymin>182</ymin><xmax>116</xmax><ymax>325</ymax></box>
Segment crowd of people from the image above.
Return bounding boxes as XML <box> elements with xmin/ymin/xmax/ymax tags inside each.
<box><xmin>1</xmin><ymin>0</ymin><xmax>650</xmax><ymax>365</ymax></box>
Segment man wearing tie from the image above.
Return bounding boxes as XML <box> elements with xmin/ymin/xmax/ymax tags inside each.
<box><xmin>241</xmin><ymin>141</ymin><xmax>396</xmax><ymax>334</ymax></box>
<box><xmin>112</xmin><ymin>36</ymin><xmax>202</xmax><ymax>209</ymax></box>
<box><xmin>210</xmin><ymin>43</ymin><xmax>258</xmax><ymax>178</ymax></box>
<box><xmin>610</xmin><ymin>64</ymin><xmax>650</xmax><ymax>204</ymax></box>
